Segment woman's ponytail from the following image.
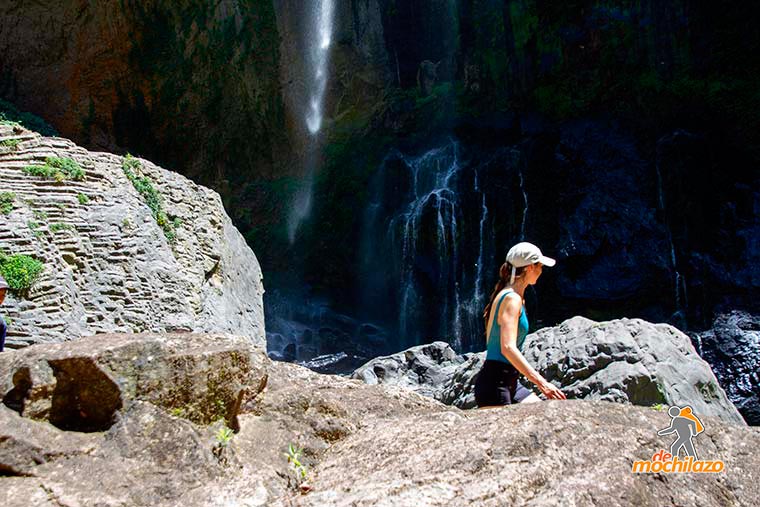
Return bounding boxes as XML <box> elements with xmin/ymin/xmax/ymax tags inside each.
<box><xmin>483</xmin><ymin>262</ymin><xmax>510</xmax><ymax>329</ymax></box>
<box><xmin>482</xmin><ymin>261</ymin><xmax>527</xmax><ymax>336</ymax></box>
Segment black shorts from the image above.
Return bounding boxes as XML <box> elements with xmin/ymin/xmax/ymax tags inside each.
<box><xmin>474</xmin><ymin>359</ymin><xmax>534</xmax><ymax>406</ymax></box>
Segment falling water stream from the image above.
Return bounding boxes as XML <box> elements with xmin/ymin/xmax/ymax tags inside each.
<box><xmin>655</xmin><ymin>159</ymin><xmax>686</xmax><ymax>316</ymax></box>
<box><xmin>287</xmin><ymin>0</ymin><xmax>335</xmax><ymax>243</ymax></box>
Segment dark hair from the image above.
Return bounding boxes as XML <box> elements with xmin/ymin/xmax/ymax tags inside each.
<box><xmin>482</xmin><ymin>261</ymin><xmax>527</xmax><ymax>333</ymax></box>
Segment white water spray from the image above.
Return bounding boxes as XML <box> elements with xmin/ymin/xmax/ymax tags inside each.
<box><xmin>305</xmin><ymin>0</ymin><xmax>334</xmax><ymax>135</ymax></box>
<box><xmin>287</xmin><ymin>0</ymin><xmax>335</xmax><ymax>243</ymax></box>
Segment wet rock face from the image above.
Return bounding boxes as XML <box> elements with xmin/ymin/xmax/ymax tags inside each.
<box><xmin>698</xmin><ymin>312</ymin><xmax>760</xmax><ymax>425</ymax></box>
<box><xmin>353</xmin><ymin>317</ymin><xmax>746</xmax><ymax>425</ymax></box>
<box><xmin>0</xmin><ymin>125</ymin><xmax>265</xmax><ymax>347</ymax></box>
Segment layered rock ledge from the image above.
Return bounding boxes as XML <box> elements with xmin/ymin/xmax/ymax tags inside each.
<box><xmin>0</xmin><ymin>124</ymin><xmax>264</xmax><ymax>346</ymax></box>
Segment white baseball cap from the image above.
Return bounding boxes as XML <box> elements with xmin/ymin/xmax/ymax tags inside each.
<box><xmin>506</xmin><ymin>242</ymin><xmax>556</xmax><ymax>268</ymax></box>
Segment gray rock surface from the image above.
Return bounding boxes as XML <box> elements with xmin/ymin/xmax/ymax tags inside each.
<box><xmin>299</xmin><ymin>400</ymin><xmax>759</xmax><ymax>507</ymax></box>
<box><xmin>2</xmin><ymin>333</ymin><xmax>759</xmax><ymax>507</ymax></box>
<box><xmin>0</xmin><ymin>333</ymin><xmax>268</xmax><ymax>429</ymax></box>
<box><xmin>0</xmin><ymin>124</ymin><xmax>265</xmax><ymax>347</ymax></box>
<box><xmin>352</xmin><ymin>341</ymin><xmax>467</xmax><ymax>396</ymax></box>
<box><xmin>523</xmin><ymin>316</ymin><xmax>745</xmax><ymax>425</ymax></box>
<box><xmin>0</xmin><ymin>332</ymin><xmax>449</xmax><ymax>506</ymax></box>
<box><xmin>353</xmin><ymin>317</ymin><xmax>745</xmax><ymax>424</ymax></box>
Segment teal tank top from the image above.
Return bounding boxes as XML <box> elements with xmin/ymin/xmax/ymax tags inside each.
<box><xmin>486</xmin><ymin>289</ymin><xmax>529</xmax><ymax>364</ymax></box>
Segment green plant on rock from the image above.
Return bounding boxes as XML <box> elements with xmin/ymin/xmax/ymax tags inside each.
<box><xmin>27</xmin><ymin>221</ymin><xmax>44</xmax><ymax>238</ymax></box>
<box><xmin>122</xmin><ymin>154</ymin><xmax>179</xmax><ymax>243</ymax></box>
<box><xmin>215</xmin><ymin>425</ymin><xmax>234</xmax><ymax>448</ymax></box>
<box><xmin>0</xmin><ymin>192</ymin><xmax>14</xmax><ymax>215</ymax></box>
<box><xmin>1</xmin><ymin>138</ymin><xmax>20</xmax><ymax>150</ymax></box>
<box><xmin>0</xmin><ymin>251</ymin><xmax>44</xmax><ymax>291</ymax></box>
<box><xmin>212</xmin><ymin>423</ymin><xmax>236</xmax><ymax>466</ymax></box>
<box><xmin>284</xmin><ymin>443</ymin><xmax>309</xmax><ymax>486</ymax></box>
<box><xmin>22</xmin><ymin>157</ymin><xmax>85</xmax><ymax>182</ymax></box>
<box><xmin>46</xmin><ymin>156</ymin><xmax>85</xmax><ymax>180</ymax></box>
<box><xmin>77</xmin><ymin>193</ymin><xmax>90</xmax><ymax>205</ymax></box>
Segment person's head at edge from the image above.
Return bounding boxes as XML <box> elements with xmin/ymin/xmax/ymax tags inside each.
<box><xmin>0</xmin><ymin>274</ymin><xmax>7</xmax><ymax>305</ymax></box>
<box><xmin>483</xmin><ymin>242</ymin><xmax>556</xmax><ymax>327</ymax></box>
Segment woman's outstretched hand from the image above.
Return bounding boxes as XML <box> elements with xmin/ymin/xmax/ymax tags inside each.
<box><xmin>538</xmin><ymin>380</ymin><xmax>567</xmax><ymax>400</ymax></box>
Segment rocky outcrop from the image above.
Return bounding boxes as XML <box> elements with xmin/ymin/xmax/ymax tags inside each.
<box><xmin>523</xmin><ymin>316</ymin><xmax>745</xmax><ymax>424</ymax></box>
<box><xmin>697</xmin><ymin>312</ymin><xmax>760</xmax><ymax>425</ymax></box>
<box><xmin>0</xmin><ymin>1</ymin><xmax>285</xmax><ymax>183</ymax></box>
<box><xmin>0</xmin><ymin>333</ymin><xmax>449</xmax><ymax>506</ymax></box>
<box><xmin>352</xmin><ymin>341</ymin><xmax>480</xmax><ymax>408</ymax></box>
<box><xmin>0</xmin><ymin>125</ymin><xmax>265</xmax><ymax>347</ymax></box>
<box><xmin>2</xmin><ymin>333</ymin><xmax>759</xmax><ymax>507</ymax></box>
<box><xmin>0</xmin><ymin>333</ymin><xmax>267</xmax><ymax>430</ymax></box>
<box><xmin>302</xmin><ymin>400</ymin><xmax>759</xmax><ymax>507</ymax></box>
<box><xmin>353</xmin><ymin>317</ymin><xmax>746</xmax><ymax>425</ymax></box>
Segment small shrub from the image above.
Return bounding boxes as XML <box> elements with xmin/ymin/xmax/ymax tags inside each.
<box><xmin>27</xmin><ymin>221</ymin><xmax>44</xmax><ymax>238</ymax></box>
<box><xmin>215</xmin><ymin>426</ymin><xmax>234</xmax><ymax>448</ymax></box>
<box><xmin>77</xmin><ymin>193</ymin><xmax>90</xmax><ymax>205</ymax></box>
<box><xmin>122</xmin><ymin>154</ymin><xmax>178</xmax><ymax>243</ymax></box>
<box><xmin>1</xmin><ymin>138</ymin><xmax>20</xmax><ymax>150</ymax></box>
<box><xmin>0</xmin><ymin>192</ymin><xmax>14</xmax><ymax>215</ymax></box>
<box><xmin>0</xmin><ymin>251</ymin><xmax>44</xmax><ymax>291</ymax></box>
<box><xmin>32</xmin><ymin>209</ymin><xmax>48</xmax><ymax>220</ymax></box>
<box><xmin>45</xmin><ymin>157</ymin><xmax>85</xmax><ymax>180</ymax></box>
<box><xmin>284</xmin><ymin>443</ymin><xmax>309</xmax><ymax>485</ymax></box>
<box><xmin>212</xmin><ymin>423</ymin><xmax>236</xmax><ymax>466</ymax></box>
<box><xmin>22</xmin><ymin>157</ymin><xmax>84</xmax><ymax>182</ymax></box>
<box><xmin>23</xmin><ymin>164</ymin><xmax>62</xmax><ymax>180</ymax></box>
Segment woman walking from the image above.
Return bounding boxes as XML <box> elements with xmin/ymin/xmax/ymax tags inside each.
<box><xmin>474</xmin><ymin>242</ymin><xmax>566</xmax><ymax>406</ymax></box>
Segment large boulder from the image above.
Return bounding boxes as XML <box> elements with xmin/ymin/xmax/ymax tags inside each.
<box><xmin>0</xmin><ymin>125</ymin><xmax>265</xmax><ymax>347</ymax></box>
<box><xmin>0</xmin><ymin>333</ymin><xmax>268</xmax><ymax>429</ymax></box>
<box><xmin>351</xmin><ymin>341</ymin><xmax>482</xmax><ymax>409</ymax></box>
<box><xmin>524</xmin><ymin>316</ymin><xmax>745</xmax><ymax>425</ymax></box>
<box><xmin>353</xmin><ymin>317</ymin><xmax>745</xmax><ymax>425</ymax></box>
<box><xmin>697</xmin><ymin>311</ymin><xmax>760</xmax><ymax>425</ymax></box>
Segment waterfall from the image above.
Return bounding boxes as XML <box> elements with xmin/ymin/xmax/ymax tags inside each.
<box><xmin>287</xmin><ymin>0</ymin><xmax>335</xmax><ymax>243</ymax></box>
<box><xmin>394</xmin><ymin>142</ymin><xmax>464</xmax><ymax>347</ymax></box>
<box><xmin>517</xmin><ymin>158</ymin><xmax>528</xmax><ymax>240</ymax></box>
<box><xmin>655</xmin><ymin>159</ymin><xmax>684</xmax><ymax>315</ymax></box>
<box><xmin>474</xmin><ymin>170</ymin><xmax>487</xmax><ymax>308</ymax></box>
<box><xmin>692</xmin><ymin>332</ymin><xmax>703</xmax><ymax>356</ymax></box>
<box><xmin>361</xmin><ymin>139</ymin><xmax>512</xmax><ymax>351</ymax></box>
<box><xmin>305</xmin><ymin>0</ymin><xmax>334</xmax><ymax>135</ymax></box>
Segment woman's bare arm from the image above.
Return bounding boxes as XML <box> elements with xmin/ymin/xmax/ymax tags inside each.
<box><xmin>498</xmin><ymin>296</ymin><xmax>566</xmax><ymax>400</ymax></box>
